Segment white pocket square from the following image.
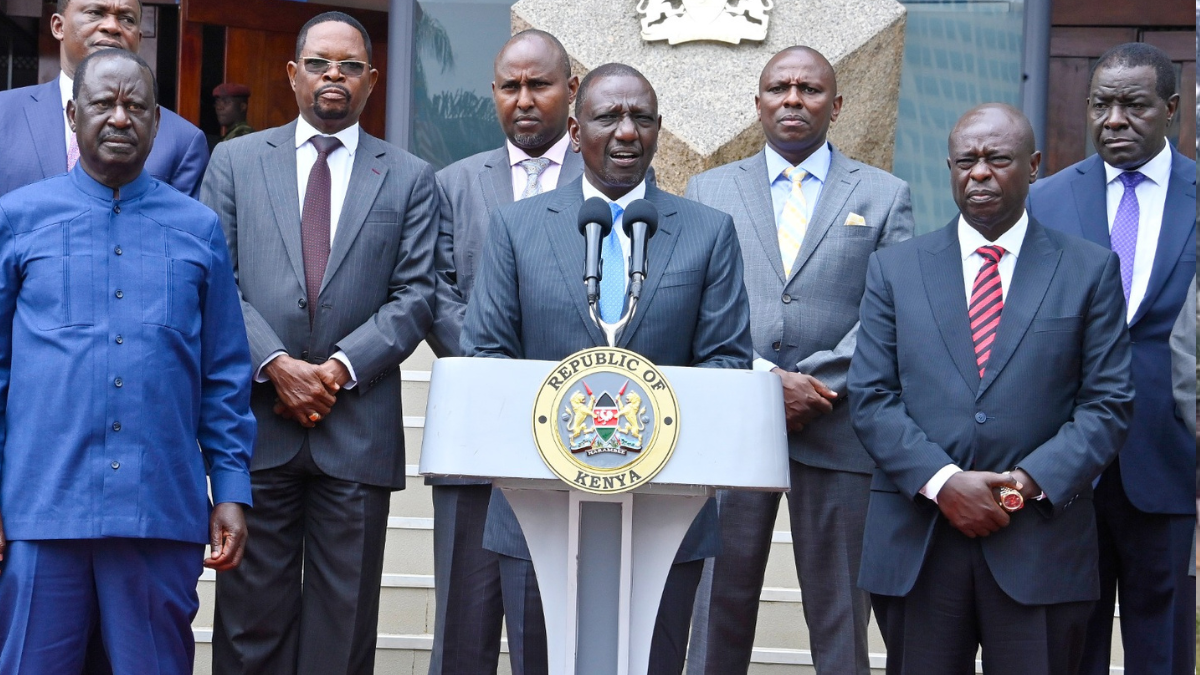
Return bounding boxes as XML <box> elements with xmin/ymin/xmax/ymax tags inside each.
<box><xmin>844</xmin><ymin>213</ymin><xmax>867</xmax><ymax>226</ymax></box>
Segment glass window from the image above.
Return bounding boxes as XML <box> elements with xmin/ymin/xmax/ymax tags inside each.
<box><xmin>893</xmin><ymin>0</ymin><xmax>1025</xmax><ymax>234</ymax></box>
<box><xmin>410</xmin><ymin>0</ymin><xmax>516</xmax><ymax>169</ymax></box>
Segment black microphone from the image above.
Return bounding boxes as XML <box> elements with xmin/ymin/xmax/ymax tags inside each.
<box><xmin>621</xmin><ymin>199</ymin><xmax>659</xmax><ymax>301</ymax></box>
<box><xmin>577</xmin><ymin>197</ymin><xmax>614</xmax><ymax>306</ymax></box>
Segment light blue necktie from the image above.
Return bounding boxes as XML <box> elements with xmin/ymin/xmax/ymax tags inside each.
<box><xmin>600</xmin><ymin>202</ymin><xmax>625</xmax><ymax>323</ymax></box>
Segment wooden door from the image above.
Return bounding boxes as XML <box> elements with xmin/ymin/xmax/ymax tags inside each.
<box><xmin>178</xmin><ymin>0</ymin><xmax>389</xmax><ymax>139</ymax></box>
<box><xmin>1044</xmin><ymin>0</ymin><xmax>1195</xmax><ymax>175</ymax></box>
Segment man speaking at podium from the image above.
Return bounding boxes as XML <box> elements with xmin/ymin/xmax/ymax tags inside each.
<box><xmin>461</xmin><ymin>63</ymin><xmax>753</xmax><ymax>674</ymax></box>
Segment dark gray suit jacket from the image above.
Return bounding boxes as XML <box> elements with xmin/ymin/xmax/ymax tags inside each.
<box><xmin>428</xmin><ymin>144</ymin><xmax>584</xmax><ymax>357</ymax></box>
<box><xmin>461</xmin><ymin>178</ymin><xmax>754</xmax><ymax>561</ymax></box>
<box><xmin>685</xmin><ymin>146</ymin><xmax>913</xmax><ymax>473</ymax></box>
<box><xmin>849</xmin><ymin>218</ymin><xmax>1134</xmax><ymax>604</ymax></box>
<box><xmin>201</xmin><ymin>121</ymin><xmax>437</xmax><ymax>489</ymax></box>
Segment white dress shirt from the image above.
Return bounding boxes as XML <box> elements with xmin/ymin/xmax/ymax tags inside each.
<box><xmin>507</xmin><ymin>134</ymin><xmax>570</xmax><ymax>201</ymax></box>
<box><xmin>255</xmin><ymin>118</ymin><xmax>362</xmax><ymax>387</ymax></box>
<box><xmin>1104</xmin><ymin>140</ymin><xmax>1172</xmax><ymax>322</ymax></box>
<box><xmin>921</xmin><ymin>213</ymin><xmax>1030</xmax><ymax>502</ymax></box>
<box><xmin>58</xmin><ymin>71</ymin><xmax>74</xmax><ymax>153</ymax></box>
<box><xmin>580</xmin><ymin>177</ymin><xmax>646</xmax><ymax>294</ymax></box>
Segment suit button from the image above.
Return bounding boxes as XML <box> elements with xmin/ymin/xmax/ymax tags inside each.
<box><xmin>782</xmin><ymin>294</ymin><xmax>792</xmax><ymax>304</ymax></box>
<box><xmin>772</xmin><ymin>341</ymin><xmax>781</xmax><ymax>351</ymax></box>
<box><xmin>974</xmin><ymin>412</ymin><xmax>987</xmax><ymax>424</ymax></box>
<box><xmin>114</xmin><ymin>377</ymin><xmax>122</xmax><ymax>388</ymax></box>
<box><xmin>115</xmin><ymin>335</ymin><xmax>123</xmax><ymax>344</ymax></box>
<box><xmin>301</xmin><ymin>350</ymin><xmax>309</xmax><ymax>360</ymax></box>
<box><xmin>113</xmin><ymin>205</ymin><xmax>121</xmax><ymax>214</ymax></box>
<box><xmin>114</xmin><ymin>246</ymin><xmax>122</xmax><ymax>255</ymax></box>
<box><xmin>115</xmin><ymin>289</ymin><xmax>123</xmax><ymax>299</ymax></box>
<box><xmin>111</xmin><ymin>461</ymin><xmax>120</xmax><ymax>470</ymax></box>
<box><xmin>112</xmin><ymin>421</ymin><xmax>122</xmax><ymax>431</ymax></box>
<box><xmin>298</xmin><ymin>298</ymin><xmax>307</xmax><ymax>309</ymax></box>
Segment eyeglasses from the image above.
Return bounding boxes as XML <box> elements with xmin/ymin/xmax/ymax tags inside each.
<box><xmin>300</xmin><ymin>57</ymin><xmax>369</xmax><ymax>78</ymax></box>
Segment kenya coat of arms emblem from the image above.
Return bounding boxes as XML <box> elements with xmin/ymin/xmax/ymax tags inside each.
<box><xmin>533</xmin><ymin>347</ymin><xmax>680</xmax><ymax>494</ymax></box>
<box><xmin>638</xmin><ymin>0</ymin><xmax>774</xmax><ymax>45</ymax></box>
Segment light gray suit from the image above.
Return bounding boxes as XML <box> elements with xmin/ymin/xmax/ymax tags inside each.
<box><xmin>685</xmin><ymin>146</ymin><xmax>913</xmax><ymax>674</ymax></box>
<box><xmin>426</xmin><ymin>144</ymin><xmax>583</xmax><ymax>675</ymax></box>
<box><xmin>201</xmin><ymin>121</ymin><xmax>438</xmax><ymax>674</ymax></box>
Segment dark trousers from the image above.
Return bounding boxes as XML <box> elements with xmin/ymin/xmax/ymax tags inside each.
<box><xmin>211</xmin><ymin>441</ymin><xmax>391</xmax><ymax>675</ymax></box>
<box><xmin>0</xmin><ymin>538</ymin><xmax>203</xmax><ymax>675</ymax></box>
<box><xmin>872</xmin><ymin>520</ymin><xmax>1093</xmax><ymax>675</ymax></box>
<box><xmin>429</xmin><ymin>483</ymin><xmax>504</xmax><ymax>675</ymax></box>
<box><xmin>1079</xmin><ymin>460</ymin><xmax>1197</xmax><ymax>675</ymax></box>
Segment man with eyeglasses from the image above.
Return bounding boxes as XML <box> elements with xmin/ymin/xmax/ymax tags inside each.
<box><xmin>201</xmin><ymin>11</ymin><xmax>438</xmax><ymax>674</ymax></box>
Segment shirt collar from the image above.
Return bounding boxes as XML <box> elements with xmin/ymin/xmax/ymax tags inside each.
<box><xmin>295</xmin><ymin>117</ymin><xmax>360</xmax><ymax>156</ymax></box>
<box><xmin>507</xmin><ymin>133</ymin><xmax>570</xmax><ymax>168</ymax></box>
<box><xmin>59</xmin><ymin>70</ymin><xmax>73</xmax><ymax>110</ymax></box>
<box><xmin>581</xmin><ymin>175</ymin><xmax>647</xmax><ymax>212</ymax></box>
<box><xmin>765</xmin><ymin>141</ymin><xmax>832</xmax><ymax>185</ymax></box>
<box><xmin>1102</xmin><ymin>140</ymin><xmax>1172</xmax><ymax>187</ymax></box>
<box><xmin>70</xmin><ymin>164</ymin><xmax>153</xmax><ymax>202</ymax></box>
<box><xmin>958</xmin><ymin>211</ymin><xmax>1028</xmax><ymax>261</ymax></box>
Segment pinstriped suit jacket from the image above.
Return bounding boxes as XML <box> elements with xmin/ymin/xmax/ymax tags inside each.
<box><xmin>685</xmin><ymin>146</ymin><xmax>914</xmax><ymax>474</ymax></box>
<box><xmin>201</xmin><ymin>121</ymin><xmax>438</xmax><ymax>489</ymax></box>
<box><xmin>461</xmin><ymin>178</ymin><xmax>753</xmax><ymax>560</ymax></box>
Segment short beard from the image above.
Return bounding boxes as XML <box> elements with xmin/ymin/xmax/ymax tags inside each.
<box><xmin>314</xmin><ymin>103</ymin><xmax>349</xmax><ymax>121</ymax></box>
<box><xmin>511</xmin><ymin>130</ymin><xmax>553</xmax><ymax>151</ymax></box>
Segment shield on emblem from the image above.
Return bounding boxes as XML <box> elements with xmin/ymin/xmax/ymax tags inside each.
<box><xmin>681</xmin><ymin>0</ymin><xmax>727</xmax><ymax>23</ymax></box>
<box><xmin>592</xmin><ymin>392</ymin><xmax>620</xmax><ymax>443</ymax></box>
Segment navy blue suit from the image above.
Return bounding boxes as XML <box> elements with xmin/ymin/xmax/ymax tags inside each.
<box><xmin>849</xmin><ymin>218</ymin><xmax>1133</xmax><ymax>673</ymax></box>
<box><xmin>1028</xmin><ymin>148</ymin><xmax>1196</xmax><ymax>675</ymax></box>
<box><xmin>0</xmin><ymin>79</ymin><xmax>209</xmax><ymax>198</ymax></box>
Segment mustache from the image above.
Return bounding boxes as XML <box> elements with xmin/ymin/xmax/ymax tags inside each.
<box><xmin>314</xmin><ymin>84</ymin><xmax>351</xmax><ymax>101</ymax></box>
<box><xmin>99</xmin><ymin>129</ymin><xmax>135</xmax><ymax>143</ymax></box>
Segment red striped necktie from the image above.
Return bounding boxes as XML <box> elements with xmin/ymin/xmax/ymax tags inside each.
<box><xmin>970</xmin><ymin>245</ymin><xmax>1006</xmax><ymax>378</ymax></box>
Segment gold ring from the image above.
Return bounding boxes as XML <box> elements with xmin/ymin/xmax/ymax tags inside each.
<box><xmin>309</xmin><ymin>412</ymin><xmax>322</xmax><ymax>422</ymax></box>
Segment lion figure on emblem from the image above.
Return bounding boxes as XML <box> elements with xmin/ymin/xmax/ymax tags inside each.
<box><xmin>618</xmin><ymin>393</ymin><xmax>646</xmax><ymax>443</ymax></box>
<box><xmin>565</xmin><ymin>391</ymin><xmax>595</xmax><ymax>442</ymax></box>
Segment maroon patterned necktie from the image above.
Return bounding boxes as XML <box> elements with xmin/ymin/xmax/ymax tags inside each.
<box><xmin>970</xmin><ymin>245</ymin><xmax>1006</xmax><ymax>378</ymax></box>
<box><xmin>300</xmin><ymin>135</ymin><xmax>342</xmax><ymax>324</ymax></box>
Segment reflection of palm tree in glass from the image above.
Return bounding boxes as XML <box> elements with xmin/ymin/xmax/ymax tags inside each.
<box><xmin>412</xmin><ymin>4</ymin><xmax>501</xmax><ymax>169</ymax></box>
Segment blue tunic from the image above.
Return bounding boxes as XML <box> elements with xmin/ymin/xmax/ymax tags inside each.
<box><xmin>0</xmin><ymin>166</ymin><xmax>255</xmax><ymax>544</ymax></box>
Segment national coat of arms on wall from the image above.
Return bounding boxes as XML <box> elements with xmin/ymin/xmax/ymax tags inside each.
<box><xmin>638</xmin><ymin>0</ymin><xmax>774</xmax><ymax>45</ymax></box>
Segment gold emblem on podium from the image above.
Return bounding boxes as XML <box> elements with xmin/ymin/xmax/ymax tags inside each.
<box><xmin>532</xmin><ymin>347</ymin><xmax>680</xmax><ymax>494</ymax></box>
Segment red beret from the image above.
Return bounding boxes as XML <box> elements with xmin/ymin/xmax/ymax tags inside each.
<box><xmin>213</xmin><ymin>83</ymin><xmax>251</xmax><ymax>98</ymax></box>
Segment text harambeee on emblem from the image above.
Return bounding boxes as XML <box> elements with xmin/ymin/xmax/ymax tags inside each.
<box><xmin>638</xmin><ymin>0</ymin><xmax>774</xmax><ymax>45</ymax></box>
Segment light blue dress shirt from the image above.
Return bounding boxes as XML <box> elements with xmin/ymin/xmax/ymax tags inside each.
<box><xmin>765</xmin><ymin>141</ymin><xmax>832</xmax><ymax>226</ymax></box>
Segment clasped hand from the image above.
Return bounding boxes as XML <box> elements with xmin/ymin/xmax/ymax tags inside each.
<box><xmin>937</xmin><ymin>470</ymin><xmax>1028</xmax><ymax>538</ymax></box>
<box><xmin>773</xmin><ymin>368</ymin><xmax>837</xmax><ymax>432</ymax></box>
<box><xmin>265</xmin><ymin>355</ymin><xmax>350</xmax><ymax>428</ymax></box>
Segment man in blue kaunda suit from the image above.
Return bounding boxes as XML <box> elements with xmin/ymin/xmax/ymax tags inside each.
<box><xmin>0</xmin><ymin>0</ymin><xmax>209</xmax><ymax>198</ymax></box>
<box><xmin>849</xmin><ymin>103</ymin><xmax>1134</xmax><ymax>674</ymax></box>
<box><xmin>1026</xmin><ymin>42</ymin><xmax>1196</xmax><ymax>675</ymax></box>
<box><xmin>461</xmin><ymin>63</ymin><xmax>753</xmax><ymax>675</ymax></box>
<box><xmin>0</xmin><ymin>48</ymin><xmax>254</xmax><ymax>674</ymax></box>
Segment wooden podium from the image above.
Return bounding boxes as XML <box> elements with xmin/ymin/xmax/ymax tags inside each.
<box><xmin>419</xmin><ymin>357</ymin><xmax>789</xmax><ymax>675</ymax></box>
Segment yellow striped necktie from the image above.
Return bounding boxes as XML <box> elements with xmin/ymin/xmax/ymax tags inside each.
<box><xmin>778</xmin><ymin>166</ymin><xmax>809</xmax><ymax>278</ymax></box>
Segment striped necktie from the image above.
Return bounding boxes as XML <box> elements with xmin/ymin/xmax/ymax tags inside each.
<box><xmin>970</xmin><ymin>245</ymin><xmax>1006</xmax><ymax>378</ymax></box>
<box><xmin>778</xmin><ymin>166</ymin><xmax>809</xmax><ymax>278</ymax></box>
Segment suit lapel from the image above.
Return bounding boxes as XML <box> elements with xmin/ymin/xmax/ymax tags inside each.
<box><xmin>322</xmin><ymin>133</ymin><xmax>387</xmax><ymax>293</ymax></box>
<box><xmin>735</xmin><ymin>151</ymin><xmax>787</xmax><ymax>283</ymax></box>
<box><xmin>542</xmin><ymin>180</ymin><xmax>608</xmax><ymax>347</ymax></box>
<box><xmin>26</xmin><ymin>80</ymin><xmax>67</xmax><ymax>179</ymax></box>
<box><xmin>1068</xmin><ymin>156</ymin><xmax>1111</xmax><ymax>248</ymax></box>
<box><xmin>788</xmin><ymin>149</ymin><xmax>858</xmax><ymax>285</ymax></box>
<box><xmin>560</xmin><ymin>147</ymin><xmax>585</xmax><ymax>184</ymax></box>
<box><xmin>919</xmin><ymin>223</ymin><xmax>979</xmax><ymax>395</ymax></box>
<box><xmin>480</xmin><ymin>147</ymin><xmax>514</xmax><ymax>215</ymax></box>
<box><xmin>618</xmin><ymin>184</ymin><xmax>681</xmax><ymax>348</ymax></box>
<box><xmin>977</xmin><ymin>220</ymin><xmax>1060</xmax><ymax>397</ymax></box>
<box><xmin>1129</xmin><ymin>149</ymin><xmax>1196</xmax><ymax>326</ymax></box>
<box><xmin>261</xmin><ymin>122</ymin><xmax>306</xmax><ymax>291</ymax></box>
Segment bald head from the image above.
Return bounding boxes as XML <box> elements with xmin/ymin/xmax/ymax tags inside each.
<box><xmin>950</xmin><ymin>103</ymin><xmax>1035</xmax><ymax>156</ymax></box>
<box><xmin>496</xmin><ymin>30</ymin><xmax>571</xmax><ymax>80</ymax></box>
<box><xmin>759</xmin><ymin>46</ymin><xmax>837</xmax><ymax>97</ymax></box>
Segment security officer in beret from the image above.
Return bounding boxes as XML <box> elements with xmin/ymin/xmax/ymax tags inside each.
<box><xmin>214</xmin><ymin>83</ymin><xmax>254</xmax><ymax>143</ymax></box>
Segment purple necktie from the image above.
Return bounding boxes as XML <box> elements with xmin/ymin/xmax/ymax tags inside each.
<box><xmin>301</xmin><ymin>135</ymin><xmax>342</xmax><ymax>324</ymax></box>
<box><xmin>1110</xmin><ymin>171</ymin><xmax>1145</xmax><ymax>302</ymax></box>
